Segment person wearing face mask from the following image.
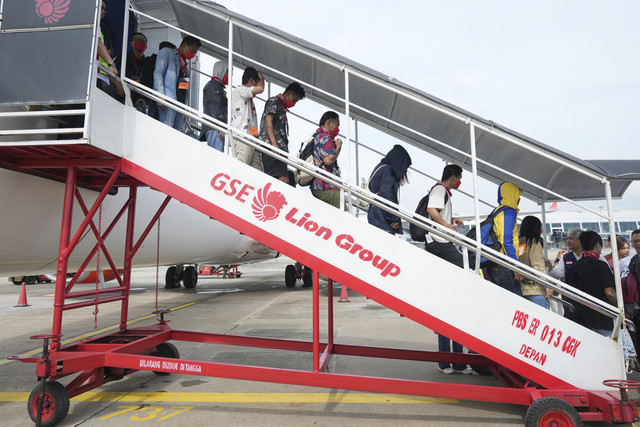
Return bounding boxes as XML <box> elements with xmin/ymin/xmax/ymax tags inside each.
<box><xmin>367</xmin><ymin>145</ymin><xmax>412</xmax><ymax>234</ymax></box>
<box><xmin>154</xmin><ymin>35</ymin><xmax>201</xmax><ymax>130</ymax></box>
<box><xmin>421</xmin><ymin>164</ymin><xmax>473</xmax><ymax>375</ymax></box>
<box><xmin>200</xmin><ymin>60</ymin><xmax>229</xmax><ymax>151</ymax></box>
<box><xmin>124</xmin><ymin>32</ymin><xmax>148</xmax><ymax>112</ymax></box>
<box><xmin>259</xmin><ymin>82</ymin><xmax>306</xmax><ymax>184</ymax></box>
<box><xmin>309</xmin><ymin>111</ymin><xmax>343</xmax><ymax>208</ymax></box>
<box><xmin>231</xmin><ymin>67</ymin><xmax>265</xmax><ymax>169</ymax></box>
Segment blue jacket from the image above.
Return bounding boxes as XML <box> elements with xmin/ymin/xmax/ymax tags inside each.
<box><xmin>153</xmin><ymin>47</ymin><xmax>180</xmax><ymax>100</ymax></box>
<box><xmin>493</xmin><ymin>182</ymin><xmax>522</xmax><ymax>261</ymax></box>
<box><xmin>367</xmin><ymin>145</ymin><xmax>412</xmax><ymax>234</ymax></box>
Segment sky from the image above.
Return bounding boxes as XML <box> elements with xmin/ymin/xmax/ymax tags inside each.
<box><xmin>205</xmin><ymin>0</ymin><xmax>640</xmax><ymax>213</ymax></box>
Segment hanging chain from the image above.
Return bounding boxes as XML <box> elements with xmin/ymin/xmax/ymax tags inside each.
<box><xmin>155</xmin><ymin>216</ymin><xmax>160</xmax><ymax>315</ymax></box>
<box><xmin>93</xmin><ymin>204</ymin><xmax>103</xmax><ymax>329</ymax></box>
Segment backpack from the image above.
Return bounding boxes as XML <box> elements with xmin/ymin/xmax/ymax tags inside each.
<box><xmin>294</xmin><ymin>135</ymin><xmax>317</xmax><ymax>186</ymax></box>
<box><xmin>409</xmin><ymin>184</ymin><xmax>448</xmax><ymax>242</ymax></box>
<box><xmin>466</xmin><ymin>205</ymin><xmax>509</xmax><ymax>268</ymax></box>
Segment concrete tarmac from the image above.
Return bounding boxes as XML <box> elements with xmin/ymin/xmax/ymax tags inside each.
<box><xmin>1</xmin><ymin>257</ymin><xmax>638</xmax><ymax>426</ymax></box>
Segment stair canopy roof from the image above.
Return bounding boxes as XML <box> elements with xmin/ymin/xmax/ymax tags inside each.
<box><xmin>134</xmin><ymin>0</ymin><xmax>639</xmax><ymax>204</ymax></box>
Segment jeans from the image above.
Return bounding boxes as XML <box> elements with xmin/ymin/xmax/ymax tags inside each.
<box><xmin>205</xmin><ymin>129</ymin><xmax>225</xmax><ymax>152</ymax></box>
<box><xmin>159</xmin><ymin>106</ymin><xmax>184</xmax><ymax>131</ymax></box>
<box><xmin>438</xmin><ymin>334</ymin><xmax>467</xmax><ymax>370</ymax></box>
<box><xmin>485</xmin><ymin>263</ymin><xmax>523</xmax><ymax>296</ymax></box>
<box><xmin>525</xmin><ymin>294</ymin><xmax>549</xmax><ymax>309</ymax></box>
<box><xmin>593</xmin><ymin>328</ymin><xmax>637</xmax><ymax>359</ymax></box>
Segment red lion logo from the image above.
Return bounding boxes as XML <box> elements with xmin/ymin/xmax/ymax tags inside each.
<box><xmin>35</xmin><ymin>0</ymin><xmax>70</xmax><ymax>24</ymax></box>
<box><xmin>252</xmin><ymin>183</ymin><xmax>287</xmax><ymax>222</ymax></box>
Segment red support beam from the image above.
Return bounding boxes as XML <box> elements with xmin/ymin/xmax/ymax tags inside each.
<box><xmin>52</xmin><ymin>166</ymin><xmax>77</xmax><ymax>351</ymax></box>
<box><xmin>62</xmin><ymin>166</ymin><xmax>121</xmax><ymax>260</ymax></box>
<box><xmin>130</xmin><ymin>195</ymin><xmax>171</xmax><ymax>257</ymax></box>
<box><xmin>62</xmin><ymin>295</ymin><xmax>126</xmax><ymax>311</ymax></box>
<box><xmin>121</xmin><ymin>186</ymin><xmax>137</xmax><ymax>330</ymax></box>
<box><xmin>64</xmin><ymin>190</ymin><xmax>133</xmax><ymax>293</ymax></box>
<box><xmin>313</xmin><ymin>269</ymin><xmax>320</xmax><ymax>372</ymax></box>
<box><xmin>69</xmin><ymin>188</ymin><xmax>124</xmax><ymax>290</ymax></box>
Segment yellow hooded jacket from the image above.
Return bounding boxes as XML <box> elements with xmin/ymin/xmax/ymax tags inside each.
<box><xmin>493</xmin><ymin>182</ymin><xmax>522</xmax><ymax>261</ymax></box>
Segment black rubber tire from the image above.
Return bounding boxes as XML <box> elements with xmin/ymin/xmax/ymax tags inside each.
<box><xmin>301</xmin><ymin>266</ymin><xmax>313</xmax><ymax>288</ymax></box>
<box><xmin>27</xmin><ymin>381</ymin><xmax>70</xmax><ymax>427</ymax></box>
<box><xmin>183</xmin><ymin>266</ymin><xmax>198</xmax><ymax>288</ymax></box>
<box><xmin>285</xmin><ymin>265</ymin><xmax>297</xmax><ymax>288</ymax></box>
<box><xmin>524</xmin><ymin>397</ymin><xmax>583</xmax><ymax>427</ymax></box>
<box><xmin>165</xmin><ymin>266</ymin><xmax>178</xmax><ymax>289</ymax></box>
<box><xmin>25</xmin><ymin>276</ymin><xmax>37</xmax><ymax>285</ymax></box>
<box><xmin>151</xmin><ymin>342</ymin><xmax>180</xmax><ymax>376</ymax></box>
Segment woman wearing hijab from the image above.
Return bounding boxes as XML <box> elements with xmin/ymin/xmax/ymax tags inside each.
<box><xmin>367</xmin><ymin>145</ymin><xmax>412</xmax><ymax>234</ymax></box>
<box><xmin>200</xmin><ymin>60</ymin><xmax>229</xmax><ymax>151</ymax></box>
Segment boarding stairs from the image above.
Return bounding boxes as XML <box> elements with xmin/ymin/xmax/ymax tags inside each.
<box><xmin>89</xmin><ymin>88</ymin><xmax>621</xmax><ymax>393</ymax></box>
<box><xmin>1</xmin><ymin>0</ymin><xmax>636</xmax><ymax>423</ymax></box>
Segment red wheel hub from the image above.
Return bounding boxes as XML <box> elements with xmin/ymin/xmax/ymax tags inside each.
<box><xmin>539</xmin><ymin>410</ymin><xmax>573</xmax><ymax>427</ymax></box>
<box><xmin>30</xmin><ymin>391</ymin><xmax>54</xmax><ymax>421</ymax></box>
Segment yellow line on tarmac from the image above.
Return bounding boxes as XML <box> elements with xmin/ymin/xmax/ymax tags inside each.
<box><xmin>0</xmin><ymin>301</ymin><xmax>197</xmax><ymax>367</ymax></box>
<box><xmin>0</xmin><ymin>392</ymin><xmax>456</xmax><ymax>404</ymax></box>
<box><xmin>1</xmin><ymin>274</ymin><xmax>281</xmax><ymax>367</ymax></box>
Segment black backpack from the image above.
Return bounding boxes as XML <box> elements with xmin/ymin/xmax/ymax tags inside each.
<box><xmin>466</xmin><ymin>206</ymin><xmax>509</xmax><ymax>268</ymax></box>
<box><xmin>409</xmin><ymin>184</ymin><xmax>448</xmax><ymax>242</ymax></box>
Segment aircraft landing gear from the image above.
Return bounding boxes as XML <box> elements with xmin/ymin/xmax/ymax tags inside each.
<box><xmin>165</xmin><ymin>265</ymin><xmax>198</xmax><ymax>289</ymax></box>
<box><xmin>165</xmin><ymin>265</ymin><xmax>183</xmax><ymax>289</ymax></box>
<box><xmin>285</xmin><ymin>262</ymin><xmax>312</xmax><ymax>288</ymax></box>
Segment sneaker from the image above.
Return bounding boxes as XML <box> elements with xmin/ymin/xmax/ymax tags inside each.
<box><xmin>454</xmin><ymin>366</ymin><xmax>476</xmax><ymax>375</ymax></box>
<box><xmin>438</xmin><ymin>367</ymin><xmax>454</xmax><ymax>374</ymax></box>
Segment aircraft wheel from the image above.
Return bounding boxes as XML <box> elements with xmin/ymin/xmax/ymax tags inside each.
<box><xmin>27</xmin><ymin>381</ymin><xmax>70</xmax><ymax>427</ymax></box>
<box><xmin>183</xmin><ymin>266</ymin><xmax>198</xmax><ymax>288</ymax></box>
<box><xmin>151</xmin><ymin>342</ymin><xmax>180</xmax><ymax>376</ymax></box>
<box><xmin>301</xmin><ymin>266</ymin><xmax>313</xmax><ymax>288</ymax></box>
<box><xmin>25</xmin><ymin>276</ymin><xmax>37</xmax><ymax>285</ymax></box>
<box><xmin>524</xmin><ymin>397</ymin><xmax>582</xmax><ymax>427</ymax></box>
<box><xmin>165</xmin><ymin>266</ymin><xmax>178</xmax><ymax>289</ymax></box>
<box><xmin>285</xmin><ymin>265</ymin><xmax>297</xmax><ymax>287</ymax></box>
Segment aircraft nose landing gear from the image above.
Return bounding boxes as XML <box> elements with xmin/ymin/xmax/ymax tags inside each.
<box><xmin>285</xmin><ymin>262</ymin><xmax>312</xmax><ymax>288</ymax></box>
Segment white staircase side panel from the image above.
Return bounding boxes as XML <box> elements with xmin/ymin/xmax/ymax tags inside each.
<box><xmin>93</xmin><ymin>105</ymin><xmax>623</xmax><ymax>391</ymax></box>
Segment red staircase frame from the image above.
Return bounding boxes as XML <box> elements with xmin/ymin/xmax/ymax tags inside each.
<box><xmin>7</xmin><ymin>157</ymin><xmax>640</xmax><ymax>425</ymax></box>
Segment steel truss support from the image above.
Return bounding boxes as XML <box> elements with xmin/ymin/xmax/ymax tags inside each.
<box><xmin>48</xmin><ymin>164</ymin><xmax>172</xmax><ymax>351</ymax></box>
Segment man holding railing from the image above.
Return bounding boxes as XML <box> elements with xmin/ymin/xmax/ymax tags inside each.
<box><xmin>154</xmin><ymin>35</ymin><xmax>201</xmax><ymax>131</ymax></box>
<box><xmin>231</xmin><ymin>67</ymin><xmax>265</xmax><ymax>169</ymax></box>
<box><xmin>258</xmin><ymin>82</ymin><xmax>306</xmax><ymax>184</ymax></box>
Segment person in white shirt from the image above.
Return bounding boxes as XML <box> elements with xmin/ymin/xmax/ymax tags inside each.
<box><xmin>231</xmin><ymin>67</ymin><xmax>265</xmax><ymax>170</ymax></box>
<box><xmin>425</xmin><ymin>164</ymin><xmax>472</xmax><ymax>375</ymax></box>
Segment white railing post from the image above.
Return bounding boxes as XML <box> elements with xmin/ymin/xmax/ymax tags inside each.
<box><xmin>344</xmin><ymin>68</ymin><xmax>352</xmax><ymax>213</ymax></box>
<box><xmin>226</xmin><ymin>19</ymin><xmax>234</xmax><ymax>155</ymax></box>
<box><xmin>541</xmin><ymin>202</ymin><xmax>548</xmax><ymax>260</ymax></box>
<box><xmin>469</xmin><ymin>122</ymin><xmax>482</xmax><ymax>273</ymax></box>
<box><xmin>605</xmin><ymin>179</ymin><xmax>627</xmax><ymax>379</ymax></box>
<box><xmin>119</xmin><ymin>0</ymin><xmax>132</xmax><ymax>107</ymax></box>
